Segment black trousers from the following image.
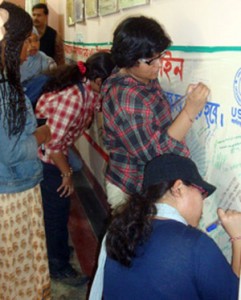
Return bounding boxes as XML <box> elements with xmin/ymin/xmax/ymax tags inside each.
<box><xmin>40</xmin><ymin>162</ymin><xmax>71</xmax><ymax>272</ymax></box>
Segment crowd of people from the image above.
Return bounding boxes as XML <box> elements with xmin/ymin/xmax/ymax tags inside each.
<box><xmin>0</xmin><ymin>1</ymin><xmax>240</xmax><ymax>299</ymax></box>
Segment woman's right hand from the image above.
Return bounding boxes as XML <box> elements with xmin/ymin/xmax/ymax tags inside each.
<box><xmin>57</xmin><ymin>176</ymin><xmax>74</xmax><ymax>198</ymax></box>
<box><xmin>184</xmin><ymin>82</ymin><xmax>210</xmax><ymax>119</ymax></box>
<box><xmin>217</xmin><ymin>208</ymin><xmax>241</xmax><ymax>239</ymax></box>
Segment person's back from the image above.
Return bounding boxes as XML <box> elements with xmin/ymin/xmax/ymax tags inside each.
<box><xmin>102</xmin><ymin>67</ymin><xmax>173</xmax><ymax>195</ymax></box>
<box><xmin>104</xmin><ymin>220</ymin><xmax>238</xmax><ymax>300</ymax></box>
<box><xmin>90</xmin><ymin>154</ymin><xmax>241</xmax><ymax>300</ymax></box>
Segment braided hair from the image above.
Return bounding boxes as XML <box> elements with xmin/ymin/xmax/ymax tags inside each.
<box><xmin>0</xmin><ymin>2</ymin><xmax>32</xmax><ymax>137</ymax></box>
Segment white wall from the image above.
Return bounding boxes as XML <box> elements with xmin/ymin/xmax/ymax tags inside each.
<box><xmin>50</xmin><ymin>0</ymin><xmax>241</xmax><ymax>46</ymax></box>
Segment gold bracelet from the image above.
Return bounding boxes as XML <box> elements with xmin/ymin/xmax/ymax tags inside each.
<box><xmin>183</xmin><ymin>108</ymin><xmax>194</xmax><ymax>123</ymax></box>
<box><xmin>61</xmin><ymin>168</ymin><xmax>73</xmax><ymax>178</ymax></box>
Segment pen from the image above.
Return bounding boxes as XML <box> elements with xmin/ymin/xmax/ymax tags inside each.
<box><xmin>206</xmin><ymin>220</ymin><xmax>221</xmax><ymax>232</ymax></box>
<box><xmin>170</xmin><ymin>93</ymin><xmax>189</xmax><ymax>108</ymax></box>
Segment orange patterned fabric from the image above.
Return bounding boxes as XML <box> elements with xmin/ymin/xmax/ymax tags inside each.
<box><xmin>0</xmin><ymin>185</ymin><xmax>51</xmax><ymax>300</ymax></box>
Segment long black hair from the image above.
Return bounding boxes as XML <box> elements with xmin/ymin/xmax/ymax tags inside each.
<box><xmin>42</xmin><ymin>51</ymin><xmax>115</xmax><ymax>93</ymax></box>
<box><xmin>106</xmin><ymin>180</ymin><xmax>193</xmax><ymax>267</ymax></box>
<box><xmin>111</xmin><ymin>16</ymin><xmax>172</xmax><ymax>68</ymax></box>
<box><xmin>0</xmin><ymin>2</ymin><xmax>32</xmax><ymax>137</ymax></box>
<box><xmin>106</xmin><ymin>181</ymin><xmax>175</xmax><ymax>267</ymax></box>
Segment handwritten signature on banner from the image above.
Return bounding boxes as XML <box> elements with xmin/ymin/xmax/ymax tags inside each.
<box><xmin>218</xmin><ymin>176</ymin><xmax>241</xmax><ymax>210</ymax></box>
<box><xmin>160</xmin><ymin>51</ymin><xmax>184</xmax><ymax>81</ymax></box>
<box><xmin>164</xmin><ymin>92</ymin><xmax>224</xmax><ymax>128</ymax></box>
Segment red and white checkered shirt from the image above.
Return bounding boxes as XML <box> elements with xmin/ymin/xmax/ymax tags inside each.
<box><xmin>35</xmin><ymin>80</ymin><xmax>100</xmax><ymax>164</ymax></box>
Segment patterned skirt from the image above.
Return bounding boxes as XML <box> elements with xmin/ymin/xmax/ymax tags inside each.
<box><xmin>0</xmin><ymin>185</ymin><xmax>51</xmax><ymax>300</ymax></box>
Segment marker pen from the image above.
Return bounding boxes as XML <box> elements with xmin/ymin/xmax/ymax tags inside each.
<box><xmin>171</xmin><ymin>94</ymin><xmax>187</xmax><ymax>108</ymax></box>
<box><xmin>206</xmin><ymin>220</ymin><xmax>221</xmax><ymax>232</ymax></box>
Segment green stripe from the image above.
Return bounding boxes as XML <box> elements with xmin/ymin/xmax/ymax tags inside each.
<box><xmin>169</xmin><ymin>46</ymin><xmax>241</xmax><ymax>52</ymax></box>
<box><xmin>64</xmin><ymin>41</ymin><xmax>241</xmax><ymax>52</ymax></box>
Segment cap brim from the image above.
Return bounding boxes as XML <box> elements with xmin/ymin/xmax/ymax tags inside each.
<box><xmin>196</xmin><ymin>179</ymin><xmax>216</xmax><ymax>197</ymax></box>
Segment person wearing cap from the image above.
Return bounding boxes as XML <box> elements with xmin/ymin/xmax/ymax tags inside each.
<box><xmin>89</xmin><ymin>154</ymin><xmax>241</xmax><ymax>300</ymax></box>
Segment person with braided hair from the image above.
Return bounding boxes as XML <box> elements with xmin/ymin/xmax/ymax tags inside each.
<box><xmin>0</xmin><ymin>2</ymin><xmax>51</xmax><ymax>299</ymax></box>
<box><xmin>35</xmin><ymin>51</ymin><xmax>115</xmax><ymax>285</ymax></box>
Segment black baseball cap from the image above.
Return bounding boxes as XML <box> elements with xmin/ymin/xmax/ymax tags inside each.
<box><xmin>143</xmin><ymin>154</ymin><xmax>216</xmax><ymax>197</ymax></box>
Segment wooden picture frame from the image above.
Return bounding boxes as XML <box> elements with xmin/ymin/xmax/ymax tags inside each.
<box><xmin>85</xmin><ymin>0</ymin><xmax>98</xmax><ymax>18</ymax></box>
<box><xmin>74</xmin><ymin>0</ymin><xmax>84</xmax><ymax>23</ymax></box>
<box><xmin>99</xmin><ymin>0</ymin><xmax>119</xmax><ymax>16</ymax></box>
<box><xmin>119</xmin><ymin>0</ymin><xmax>150</xmax><ymax>10</ymax></box>
<box><xmin>66</xmin><ymin>0</ymin><xmax>75</xmax><ymax>26</ymax></box>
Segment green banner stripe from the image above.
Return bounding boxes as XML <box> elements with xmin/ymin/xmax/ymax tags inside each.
<box><xmin>64</xmin><ymin>41</ymin><xmax>241</xmax><ymax>52</ymax></box>
<box><xmin>170</xmin><ymin>46</ymin><xmax>241</xmax><ymax>52</ymax></box>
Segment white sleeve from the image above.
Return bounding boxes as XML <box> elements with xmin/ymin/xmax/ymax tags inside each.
<box><xmin>88</xmin><ymin>235</ymin><xmax>107</xmax><ymax>300</ymax></box>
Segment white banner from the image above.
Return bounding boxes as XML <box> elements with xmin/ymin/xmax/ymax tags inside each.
<box><xmin>160</xmin><ymin>48</ymin><xmax>241</xmax><ymax>261</ymax></box>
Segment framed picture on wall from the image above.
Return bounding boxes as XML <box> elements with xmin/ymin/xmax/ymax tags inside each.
<box><xmin>99</xmin><ymin>0</ymin><xmax>119</xmax><ymax>16</ymax></box>
<box><xmin>119</xmin><ymin>0</ymin><xmax>150</xmax><ymax>10</ymax></box>
<box><xmin>66</xmin><ymin>0</ymin><xmax>75</xmax><ymax>26</ymax></box>
<box><xmin>74</xmin><ymin>0</ymin><xmax>84</xmax><ymax>23</ymax></box>
<box><xmin>85</xmin><ymin>0</ymin><xmax>98</xmax><ymax>18</ymax></box>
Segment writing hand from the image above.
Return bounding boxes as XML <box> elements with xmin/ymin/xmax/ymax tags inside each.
<box><xmin>185</xmin><ymin>82</ymin><xmax>210</xmax><ymax>116</ymax></box>
<box><xmin>217</xmin><ymin>208</ymin><xmax>241</xmax><ymax>239</ymax></box>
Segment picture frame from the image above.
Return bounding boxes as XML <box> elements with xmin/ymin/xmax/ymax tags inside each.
<box><xmin>99</xmin><ymin>0</ymin><xmax>119</xmax><ymax>16</ymax></box>
<box><xmin>85</xmin><ymin>0</ymin><xmax>98</xmax><ymax>19</ymax></box>
<box><xmin>74</xmin><ymin>0</ymin><xmax>84</xmax><ymax>23</ymax></box>
<box><xmin>119</xmin><ymin>0</ymin><xmax>150</xmax><ymax>10</ymax></box>
<box><xmin>66</xmin><ymin>0</ymin><xmax>75</xmax><ymax>26</ymax></box>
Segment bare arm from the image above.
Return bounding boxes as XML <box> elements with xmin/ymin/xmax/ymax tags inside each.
<box><xmin>167</xmin><ymin>82</ymin><xmax>210</xmax><ymax>141</ymax></box>
<box><xmin>33</xmin><ymin>124</ymin><xmax>51</xmax><ymax>146</ymax></box>
<box><xmin>218</xmin><ymin>208</ymin><xmax>241</xmax><ymax>277</ymax></box>
<box><xmin>49</xmin><ymin>151</ymin><xmax>74</xmax><ymax>198</ymax></box>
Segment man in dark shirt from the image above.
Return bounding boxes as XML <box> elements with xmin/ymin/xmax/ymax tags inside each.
<box><xmin>32</xmin><ymin>3</ymin><xmax>65</xmax><ymax>65</ymax></box>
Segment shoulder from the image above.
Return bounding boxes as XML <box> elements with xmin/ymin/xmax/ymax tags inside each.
<box><xmin>103</xmin><ymin>72</ymin><xmax>161</xmax><ymax>103</ymax></box>
<box><xmin>61</xmin><ymin>85</ymin><xmax>84</xmax><ymax>104</ymax></box>
<box><xmin>152</xmin><ymin>220</ymin><xmax>206</xmax><ymax>247</ymax></box>
<box><xmin>38</xmin><ymin>50</ymin><xmax>49</xmax><ymax>58</ymax></box>
<box><xmin>46</xmin><ymin>26</ymin><xmax>57</xmax><ymax>34</ymax></box>
<box><xmin>39</xmin><ymin>51</ymin><xmax>56</xmax><ymax>64</ymax></box>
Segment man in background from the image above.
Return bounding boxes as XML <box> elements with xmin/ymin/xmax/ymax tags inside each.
<box><xmin>32</xmin><ymin>3</ymin><xmax>65</xmax><ymax>65</ymax></box>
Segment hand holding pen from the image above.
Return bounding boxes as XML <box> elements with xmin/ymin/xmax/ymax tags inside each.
<box><xmin>206</xmin><ymin>209</ymin><xmax>241</xmax><ymax>238</ymax></box>
<box><xmin>171</xmin><ymin>83</ymin><xmax>210</xmax><ymax>121</ymax></box>
<box><xmin>206</xmin><ymin>219</ymin><xmax>221</xmax><ymax>232</ymax></box>
<box><xmin>184</xmin><ymin>83</ymin><xmax>210</xmax><ymax>115</ymax></box>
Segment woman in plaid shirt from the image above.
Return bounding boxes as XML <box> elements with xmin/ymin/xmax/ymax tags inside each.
<box><xmin>102</xmin><ymin>16</ymin><xmax>210</xmax><ymax>210</ymax></box>
<box><xmin>35</xmin><ymin>52</ymin><xmax>115</xmax><ymax>285</ymax></box>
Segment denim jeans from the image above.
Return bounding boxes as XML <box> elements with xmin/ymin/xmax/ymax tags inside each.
<box><xmin>41</xmin><ymin>162</ymin><xmax>71</xmax><ymax>272</ymax></box>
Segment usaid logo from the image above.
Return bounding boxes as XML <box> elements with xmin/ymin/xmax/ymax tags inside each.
<box><xmin>233</xmin><ymin>68</ymin><xmax>241</xmax><ymax>106</ymax></box>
